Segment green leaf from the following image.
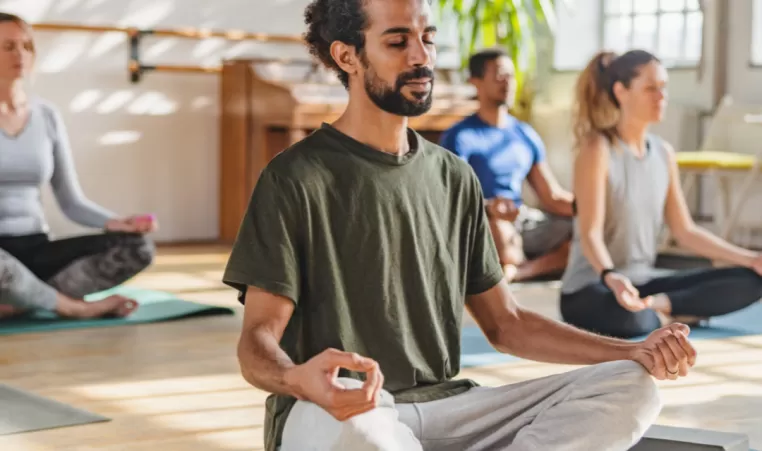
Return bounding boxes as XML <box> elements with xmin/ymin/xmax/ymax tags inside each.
<box><xmin>436</xmin><ymin>0</ymin><xmax>560</xmax><ymax>118</ymax></box>
<box><xmin>531</xmin><ymin>0</ymin><xmax>557</xmax><ymax>33</ymax></box>
<box><xmin>482</xmin><ymin>1</ymin><xmax>498</xmax><ymax>48</ymax></box>
<box><xmin>467</xmin><ymin>0</ymin><xmax>484</xmax><ymax>57</ymax></box>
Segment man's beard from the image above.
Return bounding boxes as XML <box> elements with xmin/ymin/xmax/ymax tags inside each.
<box><xmin>363</xmin><ymin>63</ymin><xmax>434</xmax><ymax>117</ymax></box>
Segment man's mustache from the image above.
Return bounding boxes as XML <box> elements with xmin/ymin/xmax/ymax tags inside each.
<box><xmin>396</xmin><ymin>67</ymin><xmax>435</xmax><ymax>89</ymax></box>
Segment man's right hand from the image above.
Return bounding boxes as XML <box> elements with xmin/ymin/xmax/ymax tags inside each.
<box><xmin>486</xmin><ymin>197</ymin><xmax>519</xmax><ymax>222</ymax></box>
<box><xmin>283</xmin><ymin>348</ymin><xmax>384</xmax><ymax>422</ymax></box>
<box><xmin>604</xmin><ymin>272</ymin><xmax>653</xmax><ymax>312</ymax></box>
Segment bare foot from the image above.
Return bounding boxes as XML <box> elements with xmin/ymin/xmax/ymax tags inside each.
<box><xmin>670</xmin><ymin>315</ymin><xmax>707</xmax><ymax>327</ymax></box>
<box><xmin>56</xmin><ymin>295</ymin><xmax>139</xmax><ymax>319</ymax></box>
<box><xmin>0</xmin><ymin>304</ymin><xmax>26</xmax><ymax>319</ymax></box>
<box><xmin>503</xmin><ymin>264</ymin><xmax>519</xmax><ymax>283</ymax></box>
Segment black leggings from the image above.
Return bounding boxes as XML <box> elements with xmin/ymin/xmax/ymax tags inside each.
<box><xmin>0</xmin><ymin>232</ymin><xmax>155</xmax><ymax>311</ymax></box>
<box><xmin>560</xmin><ymin>267</ymin><xmax>762</xmax><ymax>338</ymax></box>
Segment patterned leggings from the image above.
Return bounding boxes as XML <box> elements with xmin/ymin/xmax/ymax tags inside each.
<box><xmin>0</xmin><ymin>232</ymin><xmax>155</xmax><ymax>311</ymax></box>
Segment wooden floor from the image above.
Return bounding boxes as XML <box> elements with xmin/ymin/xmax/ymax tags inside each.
<box><xmin>1</xmin><ymin>245</ymin><xmax>761</xmax><ymax>450</ymax></box>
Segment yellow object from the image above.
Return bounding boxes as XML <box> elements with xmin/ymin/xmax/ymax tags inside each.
<box><xmin>675</xmin><ymin>151</ymin><xmax>757</xmax><ymax>170</ymax></box>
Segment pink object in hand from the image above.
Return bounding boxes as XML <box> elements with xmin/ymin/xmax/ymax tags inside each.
<box><xmin>133</xmin><ymin>214</ymin><xmax>156</xmax><ymax>225</ymax></box>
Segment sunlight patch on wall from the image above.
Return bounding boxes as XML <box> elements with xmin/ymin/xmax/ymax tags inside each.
<box><xmin>192</xmin><ymin>38</ymin><xmax>226</xmax><ymax>59</ymax></box>
<box><xmin>0</xmin><ymin>0</ymin><xmax>55</xmax><ymax>22</ymax></box>
<box><xmin>99</xmin><ymin>130</ymin><xmax>142</xmax><ymax>145</ymax></box>
<box><xmin>143</xmin><ymin>38</ymin><xmax>178</xmax><ymax>59</ymax></box>
<box><xmin>88</xmin><ymin>32</ymin><xmax>125</xmax><ymax>59</ymax></box>
<box><xmin>85</xmin><ymin>0</ymin><xmax>108</xmax><ymax>8</ymax></box>
<box><xmin>96</xmin><ymin>90</ymin><xmax>135</xmax><ymax>114</ymax></box>
<box><xmin>223</xmin><ymin>42</ymin><xmax>253</xmax><ymax>59</ymax></box>
<box><xmin>128</xmin><ymin>92</ymin><xmax>177</xmax><ymax>116</ymax></box>
<box><xmin>191</xmin><ymin>96</ymin><xmax>213</xmax><ymax>111</ymax></box>
<box><xmin>54</xmin><ymin>0</ymin><xmax>84</xmax><ymax>14</ymax></box>
<box><xmin>36</xmin><ymin>34</ymin><xmax>91</xmax><ymax>73</ymax></box>
<box><xmin>118</xmin><ymin>0</ymin><xmax>175</xmax><ymax>28</ymax></box>
<box><xmin>70</xmin><ymin>89</ymin><xmax>102</xmax><ymax>112</ymax></box>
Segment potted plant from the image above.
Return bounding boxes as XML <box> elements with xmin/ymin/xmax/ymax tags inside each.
<box><xmin>436</xmin><ymin>0</ymin><xmax>561</xmax><ymax>121</ymax></box>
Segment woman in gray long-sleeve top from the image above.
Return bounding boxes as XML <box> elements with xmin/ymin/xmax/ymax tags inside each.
<box><xmin>0</xmin><ymin>13</ymin><xmax>156</xmax><ymax>319</ymax></box>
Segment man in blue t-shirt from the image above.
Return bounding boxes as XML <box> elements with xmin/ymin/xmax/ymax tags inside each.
<box><xmin>440</xmin><ymin>48</ymin><xmax>574</xmax><ymax>282</ymax></box>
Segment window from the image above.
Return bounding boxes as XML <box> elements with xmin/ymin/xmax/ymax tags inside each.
<box><xmin>753</xmin><ymin>0</ymin><xmax>762</xmax><ymax>65</ymax></box>
<box><xmin>603</xmin><ymin>0</ymin><xmax>703</xmax><ymax>67</ymax></box>
<box><xmin>553</xmin><ymin>0</ymin><xmax>704</xmax><ymax>70</ymax></box>
<box><xmin>553</xmin><ymin>0</ymin><xmax>602</xmax><ymax>70</ymax></box>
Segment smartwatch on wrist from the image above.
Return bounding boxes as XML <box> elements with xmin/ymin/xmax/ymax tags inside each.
<box><xmin>600</xmin><ymin>268</ymin><xmax>617</xmax><ymax>286</ymax></box>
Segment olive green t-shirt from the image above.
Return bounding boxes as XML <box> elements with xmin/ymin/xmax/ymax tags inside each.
<box><xmin>222</xmin><ymin>123</ymin><xmax>504</xmax><ymax>450</ymax></box>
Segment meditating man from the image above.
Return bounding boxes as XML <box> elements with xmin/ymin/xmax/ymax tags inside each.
<box><xmin>440</xmin><ymin>48</ymin><xmax>574</xmax><ymax>282</ymax></box>
<box><xmin>223</xmin><ymin>1</ymin><xmax>696</xmax><ymax>450</ymax></box>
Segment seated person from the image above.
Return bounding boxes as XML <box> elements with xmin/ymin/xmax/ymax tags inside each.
<box><xmin>561</xmin><ymin>49</ymin><xmax>762</xmax><ymax>339</ymax></box>
<box><xmin>440</xmin><ymin>48</ymin><xmax>574</xmax><ymax>282</ymax></box>
<box><xmin>224</xmin><ymin>2</ymin><xmax>696</xmax><ymax>450</ymax></box>
<box><xmin>0</xmin><ymin>13</ymin><xmax>156</xmax><ymax>319</ymax></box>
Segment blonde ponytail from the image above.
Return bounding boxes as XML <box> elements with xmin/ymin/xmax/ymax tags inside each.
<box><xmin>572</xmin><ymin>49</ymin><xmax>660</xmax><ymax>150</ymax></box>
<box><xmin>572</xmin><ymin>51</ymin><xmax>620</xmax><ymax>149</ymax></box>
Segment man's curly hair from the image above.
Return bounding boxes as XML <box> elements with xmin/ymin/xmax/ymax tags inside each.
<box><xmin>304</xmin><ymin>0</ymin><xmax>369</xmax><ymax>89</ymax></box>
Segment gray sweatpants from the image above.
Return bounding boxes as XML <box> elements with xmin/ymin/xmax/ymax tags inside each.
<box><xmin>281</xmin><ymin>360</ymin><xmax>661</xmax><ymax>451</ymax></box>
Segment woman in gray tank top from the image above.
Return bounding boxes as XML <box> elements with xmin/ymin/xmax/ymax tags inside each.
<box><xmin>0</xmin><ymin>13</ymin><xmax>157</xmax><ymax>320</ymax></box>
<box><xmin>560</xmin><ymin>50</ymin><xmax>762</xmax><ymax>338</ymax></box>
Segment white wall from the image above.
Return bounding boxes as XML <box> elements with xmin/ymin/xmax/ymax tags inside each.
<box><xmin>728</xmin><ymin>0</ymin><xmax>762</xmax><ymax>103</ymax></box>
<box><xmin>1</xmin><ymin>0</ymin><xmax>314</xmax><ymax>242</ymax></box>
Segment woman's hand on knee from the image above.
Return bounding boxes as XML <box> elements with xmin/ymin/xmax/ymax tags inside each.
<box><xmin>604</xmin><ymin>272</ymin><xmax>652</xmax><ymax>312</ymax></box>
<box><xmin>746</xmin><ymin>252</ymin><xmax>762</xmax><ymax>276</ymax></box>
<box><xmin>105</xmin><ymin>214</ymin><xmax>158</xmax><ymax>234</ymax></box>
<box><xmin>283</xmin><ymin>348</ymin><xmax>385</xmax><ymax>422</ymax></box>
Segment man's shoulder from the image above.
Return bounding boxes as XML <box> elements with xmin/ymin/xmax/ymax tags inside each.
<box><xmin>420</xmin><ymin>135</ymin><xmax>481</xmax><ymax>181</ymax></box>
<box><xmin>443</xmin><ymin>113</ymin><xmax>480</xmax><ymax>136</ymax></box>
<box><xmin>262</xmin><ymin>130</ymin><xmax>334</xmax><ymax>182</ymax></box>
<box><xmin>512</xmin><ymin>118</ymin><xmax>543</xmax><ymax>142</ymax></box>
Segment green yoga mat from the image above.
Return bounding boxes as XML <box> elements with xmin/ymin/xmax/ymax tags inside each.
<box><xmin>0</xmin><ymin>287</ymin><xmax>235</xmax><ymax>336</ymax></box>
<box><xmin>0</xmin><ymin>384</ymin><xmax>109</xmax><ymax>435</ymax></box>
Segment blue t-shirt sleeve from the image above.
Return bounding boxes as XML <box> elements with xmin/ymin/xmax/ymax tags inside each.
<box><xmin>440</xmin><ymin>128</ymin><xmax>469</xmax><ymax>161</ymax></box>
<box><xmin>518</xmin><ymin>122</ymin><xmax>546</xmax><ymax>165</ymax></box>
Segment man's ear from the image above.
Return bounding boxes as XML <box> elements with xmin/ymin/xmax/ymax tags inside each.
<box><xmin>330</xmin><ymin>41</ymin><xmax>361</xmax><ymax>79</ymax></box>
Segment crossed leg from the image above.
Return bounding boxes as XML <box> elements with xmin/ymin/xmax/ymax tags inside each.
<box><xmin>280</xmin><ymin>360</ymin><xmax>661</xmax><ymax>451</ymax></box>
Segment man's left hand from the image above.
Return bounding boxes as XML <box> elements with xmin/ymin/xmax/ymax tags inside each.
<box><xmin>629</xmin><ymin>323</ymin><xmax>697</xmax><ymax>380</ymax></box>
<box><xmin>486</xmin><ymin>197</ymin><xmax>519</xmax><ymax>222</ymax></box>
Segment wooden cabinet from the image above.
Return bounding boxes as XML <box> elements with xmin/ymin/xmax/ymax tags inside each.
<box><xmin>218</xmin><ymin>59</ymin><xmax>477</xmax><ymax>242</ymax></box>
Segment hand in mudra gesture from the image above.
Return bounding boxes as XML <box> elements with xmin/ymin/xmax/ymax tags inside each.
<box><xmin>630</xmin><ymin>323</ymin><xmax>697</xmax><ymax>380</ymax></box>
<box><xmin>283</xmin><ymin>348</ymin><xmax>384</xmax><ymax>421</ymax></box>
<box><xmin>486</xmin><ymin>197</ymin><xmax>519</xmax><ymax>222</ymax></box>
<box><xmin>604</xmin><ymin>272</ymin><xmax>653</xmax><ymax>312</ymax></box>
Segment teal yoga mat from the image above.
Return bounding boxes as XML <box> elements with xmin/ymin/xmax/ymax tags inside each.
<box><xmin>0</xmin><ymin>286</ymin><xmax>235</xmax><ymax>336</ymax></box>
<box><xmin>460</xmin><ymin>301</ymin><xmax>762</xmax><ymax>368</ymax></box>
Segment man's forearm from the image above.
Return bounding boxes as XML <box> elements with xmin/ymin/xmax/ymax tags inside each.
<box><xmin>495</xmin><ymin>307</ymin><xmax>637</xmax><ymax>365</ymax></box>
<box><xmin>542</xmin><ymin>189</ymin><xmax>575</xmax><ymax>217</ymax></box>
<box><xmin>238</xmin><ymin>326</ymin><xmax>297</xmax><ymax>395</ymax></box>
<box><xmin>548</xmin><ymin>198</ymin><xmax>574</xmax><ymax>217</ymax></box>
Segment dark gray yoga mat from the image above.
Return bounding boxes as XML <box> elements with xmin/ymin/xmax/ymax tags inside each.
<box><xmin>0</xmin><ymin>384</ymin><xmax>110</xmax><ymax>435</ymax></box>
